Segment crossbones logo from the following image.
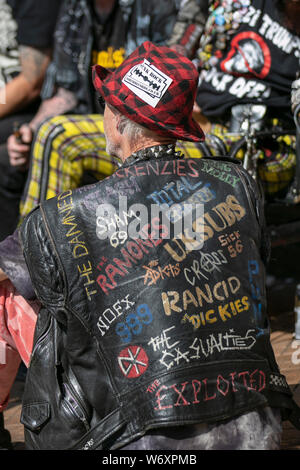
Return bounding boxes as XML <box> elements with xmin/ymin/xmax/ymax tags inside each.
<box><xmin>118</xmin><ymin>345</ymin><xmax>149</xmax><ymax>378</ymax></box>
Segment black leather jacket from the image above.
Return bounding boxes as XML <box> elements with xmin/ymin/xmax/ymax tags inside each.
<box><xmin>20</xmin><ymin>153</ymin><xmax>296</xmax><ymax>450</ymax></box>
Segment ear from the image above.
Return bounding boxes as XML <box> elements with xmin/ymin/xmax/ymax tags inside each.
<box><xmin>116</xmin><ymin>113</ymin><xmax>126</xmax><ymax>135</ymax></box>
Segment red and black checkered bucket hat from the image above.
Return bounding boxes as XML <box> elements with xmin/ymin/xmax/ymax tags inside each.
<box><xmin>92</xmin><ymin>41</ymin><xmax>204</xmax><ymax>142</ymax></box>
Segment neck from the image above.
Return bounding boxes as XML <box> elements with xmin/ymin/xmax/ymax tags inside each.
<box><xmin>121</xmin><ymin>137</ymin><xmax>176</xmax><ymax>162</ymax></box>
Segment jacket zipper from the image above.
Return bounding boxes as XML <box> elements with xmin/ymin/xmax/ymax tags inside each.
<box><xmin>63</xmin><ymin>382</ymin><xmax>90</xmax><ymax>432</ymax></box>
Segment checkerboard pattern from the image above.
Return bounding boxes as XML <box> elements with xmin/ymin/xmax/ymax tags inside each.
<box><xmin>269</xmin><ymin>373</ymin><xmax>291</xmax><ymax>393</ymax></box>
<box><xmin>19</xmin><ymin>114</ymin><xmax>118</xmax><ymax>222</ymax></box>
<box><xmin>92</xmin><ymin>41</ymin><xmax>204</xmax><ymax>142</ymax></box>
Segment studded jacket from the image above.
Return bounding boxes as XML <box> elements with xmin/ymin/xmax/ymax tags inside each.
<box><xmin>168</xmin><ymin>0</ymin><xmax>300</xmax><ymax>124</ymax></box>
<box><xmin>20</xmin><ymin>151</ymin><xmax>298</xmax><ymax>450</ymax></box>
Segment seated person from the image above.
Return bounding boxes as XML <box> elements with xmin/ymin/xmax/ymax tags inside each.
<box><xmin>0</xmin><ymin>0</ymin><xmax>60</xmax><ymax>448</ymax></box>
<box><xmin>0</xmin><ymin>41</ymin><xmax>299</xmax><ymax>450</ymax></box>
<box><xmin>0</xmin><ymin>0</ymin><xmax>60</xmax><ymax>137</ymax></box>
<box><xmin>9</xmin><ymin>0</ymin><xmax>300</xmax><ymax>238</ymax></box>
<box><xmin>0</xmin><ymin>0</ymin><xmax>60</xmax><ymax>241</ymax></box>
<box><xmin>167</xmin><ymin>0</ymin><xmax>300</xmax><ymax>202</ymax></box>
<box><xmin>5</xmin><ymin>0</ymin><xmax>178</xmax><ymax>225</ymax></box>
<box><xmin>0</xmin><ymin>1</ymin><xmax>179</xmax><ymax>446</ymax></box>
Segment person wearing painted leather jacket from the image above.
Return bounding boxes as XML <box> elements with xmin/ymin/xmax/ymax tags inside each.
<box><xmin>4</xmin><ymin>41</ymin><xmax>297</xmax><ymax>450</ymax></box>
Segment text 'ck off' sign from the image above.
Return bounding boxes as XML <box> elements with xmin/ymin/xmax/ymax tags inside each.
<box><xmin>122</xmin><ymin>59</ymin><xmax>173</xmax><ymax>107</ymax></box>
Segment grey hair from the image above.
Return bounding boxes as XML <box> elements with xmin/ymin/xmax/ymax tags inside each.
<box><xmin>108</xmin><ymin>103</ymin><xmax>156</xmax><ymax>142</ymax></box>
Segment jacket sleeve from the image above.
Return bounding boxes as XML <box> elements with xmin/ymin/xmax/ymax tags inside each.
<box><xmin>40</xmin><ymin>0</ymin><xmax>82</xmax><ymax>99</ymax></box>
<box><xmin>144</xmin><ymin>0</ymin><xmax>179</xmax><ymax>46</ymax></box>
<box><xmin>20</xmin><ymin>206</ymin><xmax>67</xmax><ymax>326</ymax></box>
<box><xmin>166</xmin><ymin>0</ymin><xmax>209</xmax><ymax>58</ymax></box>
<box><xmin>0</xmin><ymin>229</ymin><xmax>35</xmax><ymax>300</ymax></box>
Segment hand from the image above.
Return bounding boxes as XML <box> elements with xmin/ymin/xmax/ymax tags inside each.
<box><xmin>0</xmin><ymin>269</ymin><xmax>8</xmax><ymax>282</ymax></box>
<box><xmin>7</xmin><ymin>123</ymin><xmax>33</xmax><ymax>168</ymax></box>
<box><xmin>291</xmin><ymin>75</ymin><xmax>300</xmax><ymax>114</ymax></box>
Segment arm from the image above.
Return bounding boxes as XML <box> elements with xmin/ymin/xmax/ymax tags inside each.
<box><xmin>0</xmin><ymin>45</ymin><xmax>52</xmax><ymax>119</ymax></box>
<box><xmin>0</xmin><ymin>229</ymin><xmax>35</xmax><ymax>299</ymax></box>
<box><xmin>6</xmin><ymin>0</ymin><xmax>77</xmax><ymax>166</ymax></box>
<box><xmin>167</xmin><ymin>0</ymin><xmax>209</xmax><ymax>58</ymax></box>
<box><xmin>7</xmin><ymin>86</ymin><xmax>78</xmax><ymax>167</ymax></box>
<box><xmin>291</xmin><ymin>73</ymin><xmax>300</xmax><ymax>114</ymax></box>
<box><xmin>20</xmin><ymin>206</ymin><xmax>66</xmax><ymax>322</ymax></box>
<box><xmin>29</xmin><ymin>87</ymin><xmax>78</xmax><ymax>131</ymax></box>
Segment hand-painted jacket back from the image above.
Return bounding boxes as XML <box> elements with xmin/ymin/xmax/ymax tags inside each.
<box><xmin>20</xmin><ymin>155</ymin><xmax>294</xmax><ymax>449</ymax></box>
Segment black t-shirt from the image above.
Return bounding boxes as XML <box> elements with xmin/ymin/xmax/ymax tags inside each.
<box><xmin>7</xmin><ymin>0</ymin><xmax>61</xmax><ymax>48</ymax></box>
<box><xmin>196</xmin><ymin>0</ymin><xmax>300</xmax><ymax>122</ymax></box>
<box><xmin>91</xmin><ymin>2</ymin><xmax>127</xmax><ymax>71</ymax></box>
<box><xmin>90</xmin><ymin>2</ymin><xmax>129</xmax><ymax>111</ymax></box>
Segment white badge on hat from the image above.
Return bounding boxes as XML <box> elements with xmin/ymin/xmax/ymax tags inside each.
<box><xmin>122</xmin><ymin>59</ymin><xmax>173</xmax><ymax>108</ymax></box>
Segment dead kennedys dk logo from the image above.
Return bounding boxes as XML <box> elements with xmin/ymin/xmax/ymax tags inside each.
<box><xmin>118</xmin><ymin>345</ymin><xmax>149</xmax><ymax>378</ymax></box>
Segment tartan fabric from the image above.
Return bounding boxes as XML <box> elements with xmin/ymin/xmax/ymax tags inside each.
<box><xmin>19</xmin><ymin>115</ymin><xmax>296</xmax><ymax>221</ymax></box>
<box><xmin>20</xmin><ymin>114</ymin><xmax>118</xmax><ymax>221</ymax></box>
<box><xmin>203</xmin><ymin>124</ymin><xmax>296</xmax><ymax>196</ymax></box>
<box><xmin>92</xmin><ymin>41</ymin><xmax>204</xmax><ymax>142</ymax></box>
<box><xmin>178</xmin><ymin>125</ymin><xmax>296</xmax><ymax>196</ymax></box>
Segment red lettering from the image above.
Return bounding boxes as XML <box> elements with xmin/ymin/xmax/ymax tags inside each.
<box><xmin>115</xmin><ymin>169</ymin><xmax>125</xmax><ymax>178</ymax></box>
<box><xmin>150</xmin><ymin>235</ymin><xmax>163</xmax><ymax>246</ymax></box>
<box><xmin>135</xmin><ymin>237</ymin><xmax>153</xmax><ymax>253</ymax></box>
<box><xmin>151</xmin><ymin>369</ymin><xmax>266</xmax><ymax>412</ymax></box>
<box><xmin>146</xmin><ymin>379</ymin><xmax>160</xmax><ymax>393</ymax></box>
<box><xmin>238</xmin><ymin>371</ymin><xmax>250</xmax><ymax>389</ymax></box>
<box><xmin>217</xmin><ymin>375</ymin><xmax>230</xmax><ymax>396</ymax></box>
<box><xmin>114</xmin><ymin>248</ymin><xmax>136</xmax><ymax>273</ymax></box>
<box><xmin>150</xmin><ymin>216</ymin><xmax>169</xmax><ymax>240</ymax></box>
<box><xmin>127</xmin><ymin>241</ymin><xmax>143</xmax><ymax>259</ymax></box>
<box><xmin>249</xmin><ymin>369</ymin><xmax>259</xmax><ymax>391</ymax></box>
<box><xmin>192</xmin><ymin>379</ymin><xmax>201</xmax><ymax>404</ymax></box>
<box><xmin>146</xmin><ymin>162</ymin><xmax>160</xmax><ymax>176</ymax></box>
<box><xmin>154</xmin><ymin>385</ymin><xmax>173</xmax><ymax>411</ymax></box>
<box><xmin>172</xmin><ymin>382</ymin><xmax>190</xmax><ymax>407</ymax></box>
<box><xmin>124</xmin><ymin>167</ymin><xmax>135</xmax><ymax>178</ymax></box>
<box><xmin>229</xmin><ymin>372</ymin><xmax>238</xmax><ymax>392</ymax></box>
<box><xmin>161</xmin><ymin>161</ymin><xmax>172</xmax><ymax>175</ymax></box>
<box><xmin>202</xmin><ymin>378</ymin><xmax>216</xmax><ymax>401</ymax></box>
<box><xmin>106</xmin><ymin>264</ymin><xmax>124</xmax><ymax>286</ymax></box>
<box><xmin>140</xmin><ymin>221</ymin><xmax>168</xmax><ymax>246</ymax></box>
<box><xmin>176</xmin><ymin>160</ymin><xmax>186</xmax><ymax>176</ymax></box>
<box><xmin>258</xmin><ymin>370</ymin><xmax>266</xmax><ymax>392</ymax></box>
<box><xmin>187</xmin><ymin>159</ymin><xmax>199</xmax><ymax>177</ymax></box>
<box><xmin>135</xmin><ymin>165</ymin><xmax>146</xmax><ymax>176</ymax></box>
<box><xmin>96</xmin><ymin>274</ymin><xmax>114</xmax><ymax>295</ymax></box>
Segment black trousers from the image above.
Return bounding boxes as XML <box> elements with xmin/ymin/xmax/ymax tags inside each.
<box><xmin>0</xmin><ymin>106</ymin><xmax>39</xmax><ymax>241</ymax></box>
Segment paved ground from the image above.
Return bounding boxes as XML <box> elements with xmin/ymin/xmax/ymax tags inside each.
<box><xmin>4</xmin><ymin>244</ymin><xmax>300</xmax><ymax>450</ymax></box>
<box><xmin>268</xmin><ymin>309</ymin><xmax>300</xmax><ymax>450</ymax></box>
